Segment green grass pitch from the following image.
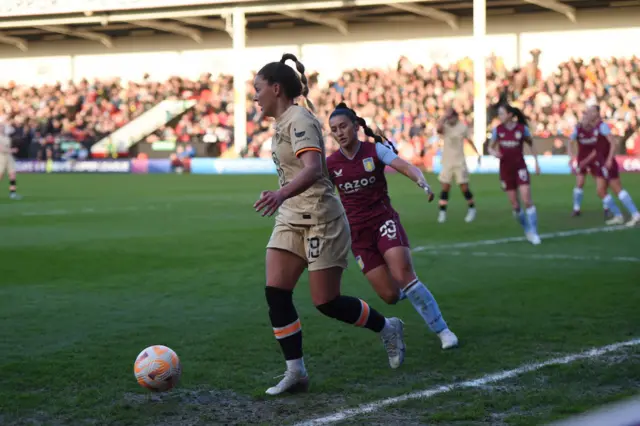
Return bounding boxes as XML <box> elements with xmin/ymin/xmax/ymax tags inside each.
<box><xmin>0</xmin><ymin>173</ymin><xmax>638</xmax><ymax>425</ymax></box>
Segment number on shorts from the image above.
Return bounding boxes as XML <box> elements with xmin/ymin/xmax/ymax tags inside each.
<box><xmin>602</xmin><ymin>167</ymin><xmax>609</xmax><ymax>179</ymax></box>
<box><xmin>518</xmin><ymin>168</ymin><xmax>529</xmax><ymax>182</ymax></box>
<box><xmin>379</xmin><ymin>220</ymin><xmax>398</xmax><ymax>240</ymax></box>
<box><xmin>307</xmin><ymin>237</ymin><xmax>321</xmax><ymax>259</ymax></box>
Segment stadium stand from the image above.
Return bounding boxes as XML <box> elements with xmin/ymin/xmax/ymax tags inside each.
<box><xmin>2</xmin><ymin>53</ymin><xmax>639</xmax><ymax>164</ymax></box>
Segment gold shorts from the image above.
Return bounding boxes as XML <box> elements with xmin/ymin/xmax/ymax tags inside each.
<box><xmin>267</xmin><ymin>213</ymin><xmax>350</xmax><ymax>272</ymax></box>
<box><xmin>0</xmin><ymin>155</ymin><xmax>16</xmax><ymax>176</ymax></box>
<box><xmin>439</xmin><ymin>163</ymin><xmax>469</xmax><ymax>185</ymax></box>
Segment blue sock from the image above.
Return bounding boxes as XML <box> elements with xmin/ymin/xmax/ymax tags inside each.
<box><xmin>404</xmin><ymin>279</ymin><xmax>447</xmax><ymax>334</ymax></box>
<box><xmin>603</xmin><ymin>194</ymin><xmax>622</xmax><ymax>217</ymax></box>
<box><xmin>573</xmin><ymin>187</ymin><xmax>583</xmax><ymax>211</ymax></box>
<box><xmin>526</xmin><ymin>206</ymin><xmax>538</xmax><ymax>234</ymax></box>
<box><xmin>513</xmin><ymin>209</ymin><xmax>527</xmax><ymax>231</ymax></box>
<box><xmin>618</xmin><ymin>190</ymin><xmax>639</xmax><ymax>216</ymax></box>
<box><xmin>398</xmin><ymin>290</ymin><xmax>407</xmax><ymax>301</ymax></box>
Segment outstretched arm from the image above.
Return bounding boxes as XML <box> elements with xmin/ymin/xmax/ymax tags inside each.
<box><xmin>375</xmin><ymin>142</ymin><xmax>434</xmax><ymax>201</ymax></box>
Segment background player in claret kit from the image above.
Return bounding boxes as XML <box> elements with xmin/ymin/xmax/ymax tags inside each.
<box><xmin>585</xmin><ymin>106</ymin><xmax>639</xmax><ymax>227</ymax></box>
<box><xmin>252</xmin><ymin>54</ymin><xmax>405</xmax><ymax>397</ymax></box>
<box><xmin>567</xmin><ymin>106</ymin><xmax>629</xmax><ymax>225</ymax></box>
<box><xmin>489</xmin><ymin>104</ymin><xmax>541</xmax><ymax>245</ymax></box>
<box><xmin>0</xmin><ymin>122</ymin><xmax>21</xmax><ymax>200</ymax></box>
<box><xmin>327</xmin><ymin>103</ymin><xmax>458</xmax><ymax>350</ymax></box>
<box><xmin>436</xmin><ymin>107</ymin><xmax>480</xmax><ymax>224</ymax></box>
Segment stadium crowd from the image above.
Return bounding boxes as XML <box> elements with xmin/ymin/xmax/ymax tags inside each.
<box><xmin>1</xmin><ymin>50</ymin><xmax>639</xmax><ymax>162</ymax></box>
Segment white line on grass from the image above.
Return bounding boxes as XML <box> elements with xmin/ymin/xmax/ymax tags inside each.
<box><xmin>294</xmin><ymin>338</ymin><xmax>640</xmax><ymax>426</ymax></box>
<box><xmin>418</xmin><ymin>250</ymin><xmax>640</xmax><ymax>263</ymax></box>
<box><xmin>413</xmin><ymin>225</ymin><xmax>630</xmax><ymax>252</ymax></box>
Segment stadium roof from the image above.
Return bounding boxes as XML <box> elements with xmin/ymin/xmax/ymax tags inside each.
<box><xmin>0</xmin><ymin>0</ymin><xmax>627</xmax><ymax>51</ymax></box>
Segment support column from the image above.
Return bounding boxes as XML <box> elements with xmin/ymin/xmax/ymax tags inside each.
<box><xmin>472</xmin><ymin>0</ymin><xmax>487</xmax><ymax>154</ymax></box>
<box><xmin>232</xmin><ymin>7</ymin><xmax>247</xmax><ymax>155</ymax></box>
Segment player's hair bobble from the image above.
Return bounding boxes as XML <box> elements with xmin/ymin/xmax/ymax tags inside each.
<box><xmin>280</xmin><ymin>53</ymin><xmax>315</xmax><ymax>112</ymax></box>
<box><xmin>331</xmin><ymin>102</ymin><xmax>398</xmax><ymax>154</ymax></box>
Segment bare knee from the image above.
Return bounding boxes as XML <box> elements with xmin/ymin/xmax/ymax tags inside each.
<box><xmin>390</xmin><ymin>267</ymin><xmax>416</xmax><ymax>289</ymax></box>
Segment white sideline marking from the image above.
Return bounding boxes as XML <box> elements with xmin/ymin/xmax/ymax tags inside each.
<box><xmin>419</xmin><ymin>250</ymin><xmax>640</xmax><ymax>263</ymax></box>
<box><xmin>294</xmin><ymin>338</ymin><xmax>640</xmax><ymax>426</ymax></box>
<box><xmin>413</xmin><ymin>225</ymin><xmax>630</xmax><ymax>252</ymax></box>
<box><xmin>19</xmin><ymin>205</ymin><xmax>165</xmax><ymax>217</ymax></box>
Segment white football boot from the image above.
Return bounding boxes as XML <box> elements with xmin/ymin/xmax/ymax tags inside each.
<box><xmin>525</xmin><ymin>231</ymin><xmax>542</xmax><ymax>245</ymax></box>
<box><xmin>606</xmin><ymin>215</ymin><xmax>625</xmax><ymax>226</ymax></box>
<box><xmin>464</xmin><ymin>208</ymin><xmax>476</xmax><ymax>223</ymax></box>
<box><xmin>438</xmin><ymin>329</ymin><xmax>459</xmax><ymax>350</ymax></box>
<box><xmin>9</xmin><ymin>193</ymin><xmax>22</xmax><ymax>200</ymax></box>
<box><xmin>380</xmin><ymin>317</ymin><xmax>405</xmax><ymax>369</ymax></box>
<box><xmin>438</xmin><ymin>211</ymin><xmax>447</xmax><ymax>223</ymax></box>
<box><xmin>626</xmin><ymin>214</ymin><xmax>640</xmax><ymax>227</ymax></box>
<box><xmin>265</xmin><ymin>369</ymin><xmax>309</xmax><ymax>396</ymax></box>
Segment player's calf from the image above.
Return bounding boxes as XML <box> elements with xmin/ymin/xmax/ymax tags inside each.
<box><xmin>316</xmin><ymin>296</ymin><xmax>405</xmax><ymax>368</ymax></box>
<box><xmin>617</xmin><ymin>190</ymin><xmax>640</xmax><ymax>220</ymax></box>
<box><xmin>572</xmin><ymin>187</ymin><xmax>583</xmax><ymax>215</ymax></box>
<box><xmin>602</xmin><ymin>194</ymin><xmax>623</xmax><ymax>224</ymax></box>
<box><xmin>438</xmin><ymin>191</ymin><xmax>449</xmax><ymax>223</ymax></box>
<box><xmin>264</xmin><ymin>286</ymin><xmax>308</xmax><ymax>395</ymax></box>
<box><xmin>462</xmin><ymin>188</ymin><xmax>476</xmax><ymax>223</ymax></box>
<box><xmin>402</xmin><ymin>278</ymin><xmax>458</xmax><ymax>349</ymax></box>
<box><xmin>8</xmin><ymin>177</ymin><xmax>20</xmax><ymax>200</ymax></box>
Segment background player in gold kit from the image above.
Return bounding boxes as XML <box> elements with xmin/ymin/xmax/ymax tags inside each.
<box><xmin>436</xmin><ymin>108</ymin><xmax>479</xmax><ymax>223</ymax></box>
<box><xmin>0</xmin><ymin>122</ymin><xmax>21</xmax><ymax>200</ymax></box>
<box><xmin>253</xmin><ymin>54</ymin><xmax>405</xmax><ymax>396</ymax></box>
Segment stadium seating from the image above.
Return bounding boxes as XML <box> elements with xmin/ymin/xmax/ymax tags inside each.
<box><xmin>1</xmin><ymin>54</ymin><xmax>638</xmax><ymax>161</ymax></box>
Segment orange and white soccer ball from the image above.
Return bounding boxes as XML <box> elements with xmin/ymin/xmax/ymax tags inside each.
<box><xmin>134</xmin><ymin>345</ymin><xmax>182</xmax><ymax>392</ymax></box>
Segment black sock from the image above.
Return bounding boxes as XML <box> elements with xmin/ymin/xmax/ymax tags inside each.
<box><xmin>316</xmin><ymin>295</ymin><xmax>386</xmax><ymax>333</ymax></box>
<box><xmin>265</xmin><ymin>287</ymin><xmax>303</xmax><ymax>360</ymax></box>
<box><xmin>439</xmin><ymin>191</ymin><xmax>449</xmax><ymax>211</ymax></box>
<box><xmin>463</xmin><ymin>189</ymin><xmax>474</xmax><ymax>208</ymax></box>
<box><xmin>9</xmin><ymin>179</ymin><xmax>16</xmax><ymax>194</ymax></box>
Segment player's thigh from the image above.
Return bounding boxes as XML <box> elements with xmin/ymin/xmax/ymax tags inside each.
<box><xmin>608</xmin><ymin>177</ymin><xmax>623</xmax><ymax>194</ymax></box>
<box><xmin>266</xmin><ymin>221</ymin><xmax>307</xmax><ymax>290</ymax></box>
<box><xmin>454</xmin><ymin>165</ymin><xmax>469</xmax><ymax>185</ymax></box>
<box><xmin>364</xmin><ymin>264</ymin><xmax>401</xmax><ymax>305</ymax></box>
<box><xmin>505</xmin><ymin>189</ymin><xmax>520</xmax><ymax>208</ymax></box>
<box><xmin>307</xmin><ymin>215</ymin><xmax>351</xmax><ymax>305</ymax></box>
<box><xmin>439</xmin><ymin>165</ymin><xmax>453</xmax><ymax>185</ymax></box>
<box><xmin>595</xmin><ymin>176</ymin><xmax>608</xmax><ymax>198</ymax></box>
<box><xmin>7</xmin><ymin>158</ymin><xmax>16</xmax><ymax>177</ymax></box>
<box><xmin>517</xmin><ymin>184</ymin><xmax>533</xmax><ymax>207</ymax></box>
<box><xmin>382</xmin><ymin>246</ymin><xmax>416</xmax><ymax>287</ymax></box>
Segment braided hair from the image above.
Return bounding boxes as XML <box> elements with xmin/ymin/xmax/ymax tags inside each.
<box><xmin>329</xmin><ymin>102</ymin><xmax>398</xmax><ymax>153</ymax></box>
<box><xmin>257</xmin><ymin>53</ymin><xmax>314</xmax><ymax>112</ymax></box>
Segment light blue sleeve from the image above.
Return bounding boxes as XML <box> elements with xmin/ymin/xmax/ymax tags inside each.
<box><xmin>375</xmin><ymin>142</ymin><xmax>398</xmax><ymax>166</ymax></box>
<box><xmin>598</xmin><ymin>122</ymin><xmax>611</xmax><ymax>136</ymax></box>
<box><xmin>490</xmin><ymin>127</ymin><xmax>498</xmax><ymax>142</ymax></box>
<box><xmin>570</xmin><ymin>126</ymin><xmax>578</xmax><ymax>140</ymax></box>
<box><xmin>523</xmin><ymin>126</ymin><xmax>532</xmax><ymax>138</ymax></box>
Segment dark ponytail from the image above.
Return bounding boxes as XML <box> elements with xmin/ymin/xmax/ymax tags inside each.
<box><xmin>257</xmin><ymin>52</ymin><xmax>315</xmax><ymax>112</ymax></box>
<box><xmin>505</xmin><ymin>104</ymin><xmax>528</xmax><ymax>126</ymax></box>
<box><xmin>280</xmin><ymin>53</ymin><xmax>314</xmax><ymax>112</ymax></box>
<box><xmin>331</xmin><ymin>102</ymin><xmax>398</xmax><ymax>153</ymax></box>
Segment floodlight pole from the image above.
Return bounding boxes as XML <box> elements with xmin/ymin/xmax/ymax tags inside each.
<box><xmin>232</xmin><ymin>7</ymin><xmax>248</xmax><ymax>156</ymax></box>
<box><xmin>472</xmin><ymin>0</ymin><xmax>487</xmax><ymax>154</ymax></box>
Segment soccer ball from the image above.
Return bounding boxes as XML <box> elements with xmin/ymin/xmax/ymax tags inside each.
<box><xmin>134</xmin><ymin>345</ymin><xmax>181</xmax><ymax>392</ymax></box>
